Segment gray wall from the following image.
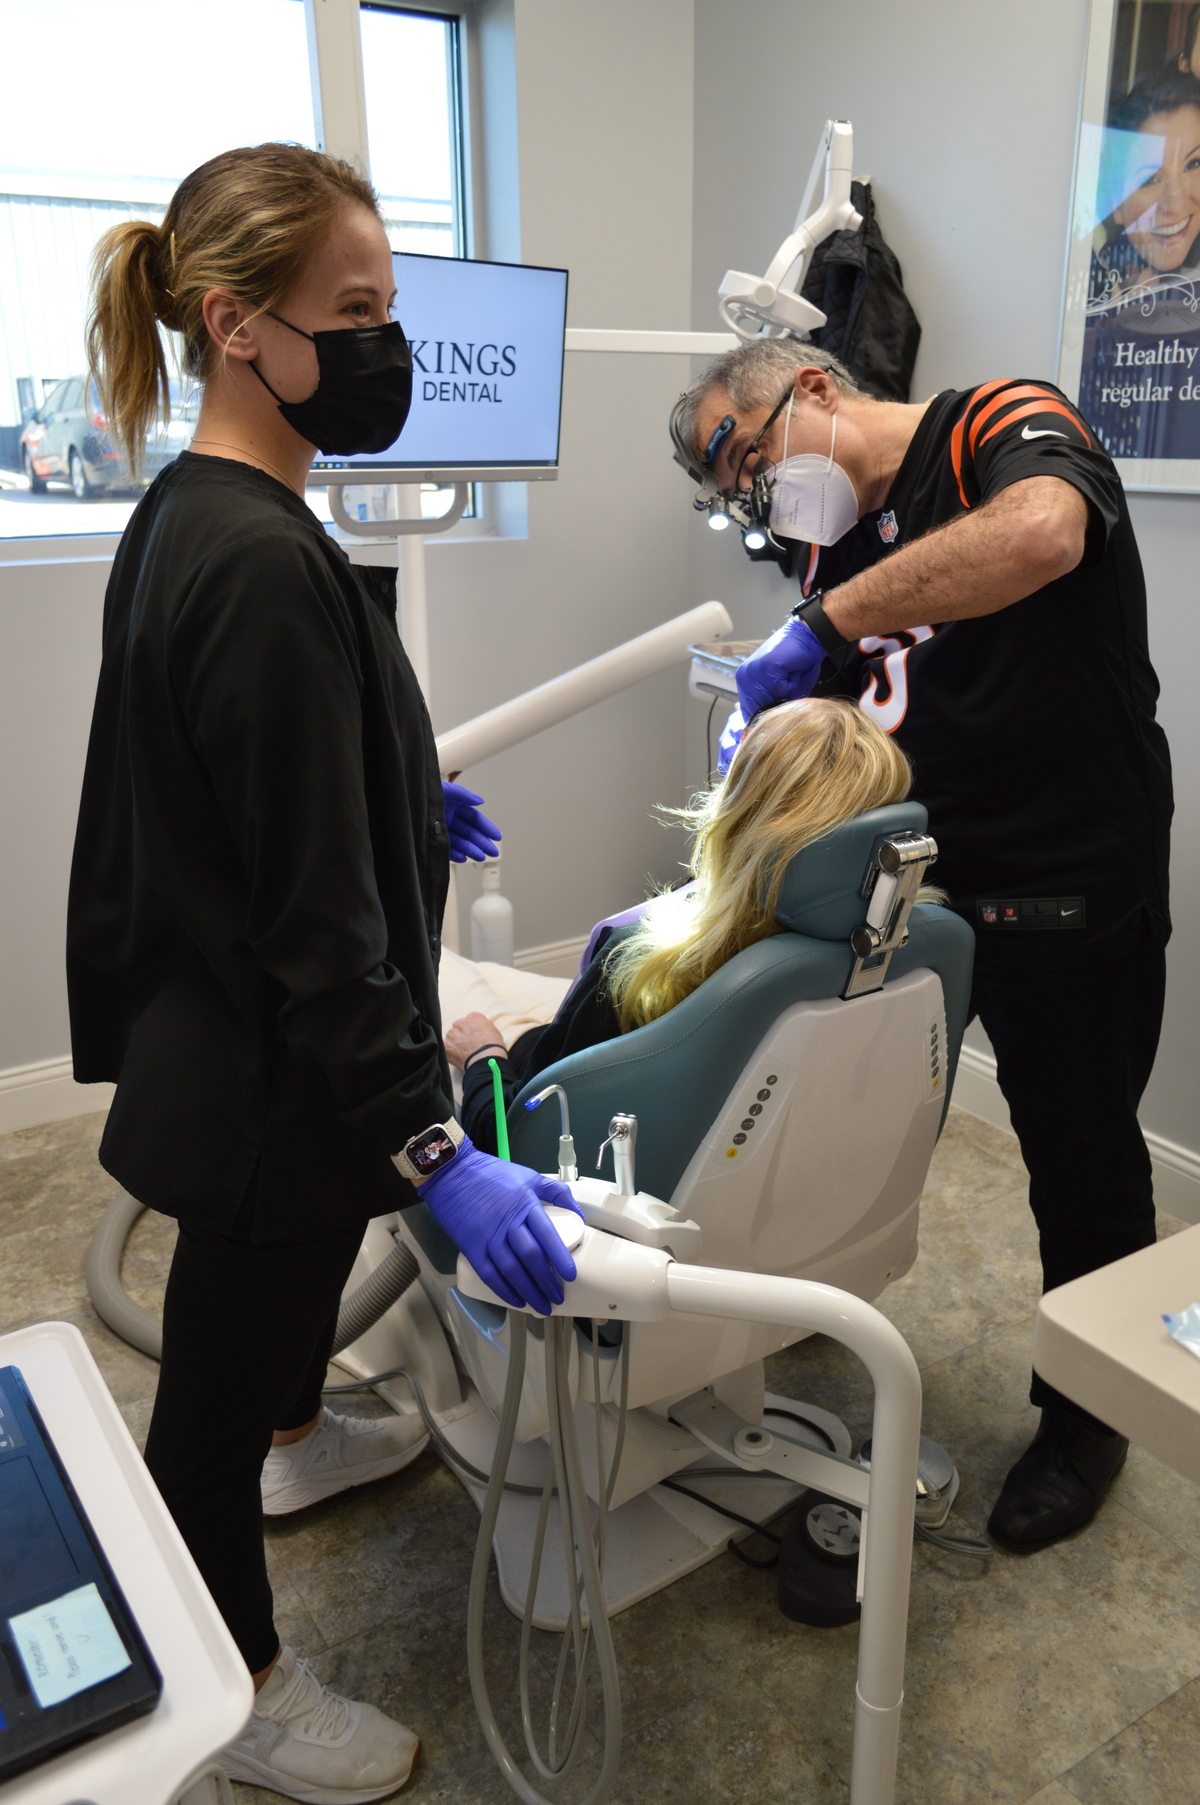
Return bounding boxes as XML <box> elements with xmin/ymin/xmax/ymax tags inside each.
<box><xmin>0</xmin><ymin>550</ymin><xmax>111</xmax><ymax>1067</ymax></box>
<box><xmin>432</xmin><ymin>0</ymin><xmax>699</xmax><ymax>946</ymax></box>
<box><xmin>0</xmin><ymin>0</ymin><xmax>699</xmax><ymax>1074</ymax></box>
<box><xmin>687</xmin><ymin>0</ymin><xmax>1198</xmax><ymax>1156</ymax></box>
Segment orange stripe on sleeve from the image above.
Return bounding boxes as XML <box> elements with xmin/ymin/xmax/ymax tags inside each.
<box><xmin>949</xmin><ymin>379</ymin><xmax>1010</xmax><ymax>507</ymax></box>
<box><xmin>967</xmin><ymin>384</ymin><xmax>1068</xmax><ymax>458</ymax></box>
<box><xmin>976</xmin><ymin>398</ymin><xmax>1091</xmax><ymax>450</ymax></box>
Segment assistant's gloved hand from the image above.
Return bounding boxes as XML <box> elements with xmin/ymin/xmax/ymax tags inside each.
<box><xmin>734</xmin><ymin>616</ymin><xmax>827</xmax><ymax>721</ymax></box>
<box><xmin>416</xmin><ymin>1136</ymin><xmax>582</xmax><ymax>1314</ymax></box>
<box><xmin>441</xmin><ymin>781</ymin><xmax>502</xmax><ymax>863</ymax></box>
<box><xmin>716</xmin><ymin>706</ymin><xmax>747</xmax><ymax>777</ymax></box>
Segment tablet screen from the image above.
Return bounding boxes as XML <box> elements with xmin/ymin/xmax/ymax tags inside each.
<box><xmin>0</xmin><ymin>1369</ymin><xmax>160</xmax><ymax>1782</ymax></box>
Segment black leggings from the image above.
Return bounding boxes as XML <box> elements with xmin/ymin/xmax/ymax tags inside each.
<box><xmin>143</xmin><ymin>1218</ymin><xmax>367</xmax><ymax>1672</ymax></box>
<box><xmin>970</xmin><ymin>941</ymin><xmax>1166</xmax><ymax>1420</ymax></box>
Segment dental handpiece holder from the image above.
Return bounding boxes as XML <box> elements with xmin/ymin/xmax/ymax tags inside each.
<box><xmin>458</xmin><ymin>1112</ymin><xmax>923</xmax><ymax>1805</ymax></box>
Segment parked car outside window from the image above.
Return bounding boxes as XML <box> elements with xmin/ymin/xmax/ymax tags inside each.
<box><xmin>21</xmin><ymin>378</ymin><xmax>199</xmax><ymax>498</ymax></box>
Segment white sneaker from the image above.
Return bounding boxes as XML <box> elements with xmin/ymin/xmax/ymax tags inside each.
<box><xmin>220</xmin><ymin>1646</ymin><xmax>419</xmax><ymax>1803</ymax></box>
<box><xmin>261</xmin><ymin>1406</ymin><xmax>429</xmax><ymax>1515</ymax></box>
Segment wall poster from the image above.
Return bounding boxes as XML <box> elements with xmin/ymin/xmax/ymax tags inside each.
<box><xmin>1061</xmin><ymin>0</ymin><xmax>1200</xmax><ymax>490</ymax></box>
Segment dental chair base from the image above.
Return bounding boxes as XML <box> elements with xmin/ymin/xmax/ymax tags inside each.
<box><xmin>443</xmin><ymin>1379</ymin><xmax>849</xmax><ymax>1629</ymax></box>
<box><xmin>457</xmin><ymin>1214</ymin><xmax>922</xmax><ymax>1805</ymax></box>
<box><xmin>326</xmin><ymin>1238</ymin><xmax>855</xmax><ymax>1629</ymax></box>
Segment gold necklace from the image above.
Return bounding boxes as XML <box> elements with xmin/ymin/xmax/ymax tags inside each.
<box><xmin>189</xmin><ymin>438</ymin><xmax>298</xmax><ymax>492</ymax></box>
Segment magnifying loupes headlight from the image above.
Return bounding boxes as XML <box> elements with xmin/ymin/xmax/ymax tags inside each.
<box><xmin>669</xmin><ymin>391</ymin><xmax>778</xmax><ymax>546</ymax></box>
<box><xmin>668</xmin><ymin>392</ymin><xmax>727</xmax><ymax>503</ymax></box>
<box><xmin>668</xmin><ymin>397</ymin><xmax>751</xmax><ymax>532</ymax></box>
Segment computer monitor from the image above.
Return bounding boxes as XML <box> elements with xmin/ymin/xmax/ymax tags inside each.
<box><xmin>308</xmin><ymin>251</ymin><xmax>568</xmax><ymax>486</ymax></box>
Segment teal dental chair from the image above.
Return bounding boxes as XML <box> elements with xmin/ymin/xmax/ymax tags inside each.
<box><xmin>406</xmin><ymin>799</ymin><xmax>974</xmax><ymax>1535</ymax></box>
<box><xmin>504</xmin><ymin>799</ymin><xmax>973</xmax><ymax>1313</ymax></box>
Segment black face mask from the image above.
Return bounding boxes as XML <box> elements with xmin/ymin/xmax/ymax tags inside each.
<box><xmin>250</xmin><ymin>315</ymin><xmax>413</xmax><ymax>455</ymax></box>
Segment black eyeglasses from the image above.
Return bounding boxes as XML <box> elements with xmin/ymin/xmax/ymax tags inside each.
<box><xmin>728</xmin><ymin>384</ymin><xmax>794</xmax><ymax>494</ymax></box>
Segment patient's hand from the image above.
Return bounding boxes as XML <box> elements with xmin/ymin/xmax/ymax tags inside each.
<box><xmin>445</xmin><ymin>1011</ymin><xmax>507</xmax><ymax>1073</ymax></box>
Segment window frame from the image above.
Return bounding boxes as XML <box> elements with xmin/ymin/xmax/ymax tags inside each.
<box><xmin>360</xmin><ymin>1</ymin><xmax>469</xmax><ymax>261</ymax></box>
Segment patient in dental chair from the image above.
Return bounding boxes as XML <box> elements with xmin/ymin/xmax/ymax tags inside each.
<box><xmin>440</xmin><ymin>697</ymin><xmax>914</xmax><ymax>1152</ymax></box>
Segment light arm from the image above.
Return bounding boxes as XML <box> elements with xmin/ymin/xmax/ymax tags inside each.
<box><xmin>823</xmin><ymin>476</ymin><xmax>1090</xmax><ymax>641</ymax></box>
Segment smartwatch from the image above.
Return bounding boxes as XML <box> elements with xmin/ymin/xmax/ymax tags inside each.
<box><xmin>790</xmin><ymin>589</ymin><xmax>848</xmax><ymax>655</ymax></box>
<box><xmin>394</xmin><ymin>1117</ymin><xmax>465</xmax><ymax>1186</ymax></box>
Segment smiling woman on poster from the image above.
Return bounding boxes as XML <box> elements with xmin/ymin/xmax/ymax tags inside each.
<box><xmin>1081</xmin><ymin>73</ymin><xmax>1200</xmax><ymax>459</ymax></box>
<box><xmin>1090</xmin><ymin>74</ymin><xmax>1200</xmax><ymax>307</ymax></box>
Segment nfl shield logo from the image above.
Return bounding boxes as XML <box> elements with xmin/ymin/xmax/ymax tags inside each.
<box><xmin>878</xmin><ymin>510</ymin><xmax>899</xmax><ymax>544</ymax></box>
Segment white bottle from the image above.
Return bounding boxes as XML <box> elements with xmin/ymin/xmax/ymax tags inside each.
<box><xmin>471</xmin><ymin>860</ymin><xmax>514</xmax><ymax>965</ymax></box>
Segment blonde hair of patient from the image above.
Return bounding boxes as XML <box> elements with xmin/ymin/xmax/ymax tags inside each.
<box><xmin>606</xmin><ymin>698</ymin><xmax>915</xmax><ymax>1033</ymax></box>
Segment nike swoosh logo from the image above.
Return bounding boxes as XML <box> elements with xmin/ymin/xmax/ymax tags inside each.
<box><xmin>1061</xmin><ymin>908</ymin><xmax>1079</xmax><ymax>916</ymax></box>
<box><xmin>1021</xmin><ymin>424</ymin><xmax>1069</xmax><ymax>440</ymax></box>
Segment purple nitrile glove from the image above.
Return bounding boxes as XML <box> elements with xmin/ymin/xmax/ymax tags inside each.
<box><xmin>716</xmin><ymin>706</ymin><xmax>747</xmax><ymax>777</ymax></box>
<box><xmin>441</xmin><ymin>781</ymin><xmax>502</xmax><ymax>864</ymax></box>
<box><xmin>416</xmin><ymin>1135</ymin><xmax>582</xmax><ymax>1315</ymax></box>
<box><xmin>734</xmin><ymin>616</ymin><xmax>827</xmax><ymax>720</ymax></box>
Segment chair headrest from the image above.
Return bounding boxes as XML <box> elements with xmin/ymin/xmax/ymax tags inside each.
<box><xmin>773</xmin><ymin>801</ymin><xmax>929</xmax><ymax>940</ymax></box>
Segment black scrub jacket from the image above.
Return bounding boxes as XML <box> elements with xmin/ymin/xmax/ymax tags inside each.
<box><xmin>67</xmin><ymin>453</ymin><xmax>453</xmax><ymax>1244</ymax></box>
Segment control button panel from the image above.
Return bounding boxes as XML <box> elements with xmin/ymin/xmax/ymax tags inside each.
<box><xmin>722</xmin><ymin>1068</ymin><xmax>789</xmax><ymax>1162</ymax></box>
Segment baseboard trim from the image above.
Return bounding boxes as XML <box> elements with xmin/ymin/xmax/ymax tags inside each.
<box><xmin>513</xmin><ymin>935</ymin><xmax>590</xmax><ymax>980</ymax></box>
<box><xmin>0</xmin><ymin>1057</ymin><xmax>114</xmax><ymax>1136</ymax></box>
<box><xmin>953</xmin><ymin>1045</ymin><xmax>1200</xmax><ymax>1225</ymax></box>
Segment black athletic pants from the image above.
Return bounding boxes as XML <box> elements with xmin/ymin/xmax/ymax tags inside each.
<box><xmin>969</xmin><ymin>940</ymin><xmax>1167</xmax><ymax>1421</ymax></box>
<box><xmin>143</xmin><ymin>1218</ymin><xmax>368</xmax><ymax>1673</ymax></box>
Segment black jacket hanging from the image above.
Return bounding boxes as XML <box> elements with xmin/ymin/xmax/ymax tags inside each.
<box><xmin>741</xmin><ymin>180</ymin><xmax>922</xmax><ymax>573</ymax></box>
<box><xmin>801</xmin><ymin>180</ymin><xmax>921</xmax><ymax>403</ymax></box>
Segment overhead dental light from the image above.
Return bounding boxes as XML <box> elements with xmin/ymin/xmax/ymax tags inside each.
<box><xmin>718</xmin><ymin>118</ymin><xmax>862</xmax><ymax>341</ymax></box>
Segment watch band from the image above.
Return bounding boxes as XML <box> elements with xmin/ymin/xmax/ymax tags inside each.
<box><xmin>790</xmin><ymin>590</ymin><xmax>848</xmax><ymax>656</ymax></box>
<box><xmin>462</xmin><ymin>1043</ymin><xmax>508</xmax><ymax>1071</ymax></box>
<box><xmin>394</xmin><ymin>1116</ymin><xmax>465</xmax><ymax>1186</ymax></box>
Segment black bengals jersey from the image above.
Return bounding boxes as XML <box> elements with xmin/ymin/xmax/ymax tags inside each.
<box><xmin>810</xmin><ymin>379</ymin><xmax>1172</xmax><ymax>967</ymax></box>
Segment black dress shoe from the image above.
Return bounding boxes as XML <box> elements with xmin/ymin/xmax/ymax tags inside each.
<box><xmin>988</xmin><ymin>1406</ymin><xmax>1128</xmax><ymax>1550</ymax></box>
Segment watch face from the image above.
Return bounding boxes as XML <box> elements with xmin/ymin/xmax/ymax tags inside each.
<box><xmin>409</xmin><ymin>1126</ymin><xmax>457</xmax><ymax>1177</ymax></box>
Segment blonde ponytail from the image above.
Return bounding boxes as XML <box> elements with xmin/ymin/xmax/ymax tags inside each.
<box><xmin>87</xmin><ymin>219</ymin><xmax>173</xmax><ymax>475</ymax></box>
<box><xmin>87</xmin><ymin>144</ymin><xmax>380</xmax><ymax>476</ymax></box>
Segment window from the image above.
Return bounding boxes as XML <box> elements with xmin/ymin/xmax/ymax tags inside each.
<box><xmin>346</xmin><ymin>5</ymin><xmax>473</xmax><ymax>527</ymax></box>
<box><xmin>0</xmin><ymin>0</ymin><xmax>313</xmax><ymax>540</ymax></box>
<box><xmin>362</xmin><ymin>7</ymin><xmax>464</xmax><ymax>258</ymax></box>
<box><xmin>0</xmin><ymin>0</ymin><xmax>471</xmax><ymax>542</ymax></box>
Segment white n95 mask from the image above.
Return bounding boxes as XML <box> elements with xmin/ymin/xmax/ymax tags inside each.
<box><xmin>767</xmin><ymin>400</ymin><xmax>860</xmax><ymax>545</ymax></box>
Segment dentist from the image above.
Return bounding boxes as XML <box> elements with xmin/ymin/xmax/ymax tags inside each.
<box><xmin>672</xmin><ymin>338</ymin><xmax>1172</xmax><ymax>1553</ymax></box>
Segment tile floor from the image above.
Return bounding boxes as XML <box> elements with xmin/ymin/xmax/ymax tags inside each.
<box><xmin>2</xmin><ymin>1106</ymin><xmax>1198</xmax><ymax>1805</ymax></box>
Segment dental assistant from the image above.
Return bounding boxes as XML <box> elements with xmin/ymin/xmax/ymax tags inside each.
<box><xmin>673</xmin><ymin>338</ymin><xmax>1172</xmax><ymax>1553</ymax></box>
<box><xmin>67</xmin><ymin>143</ymin><xmax>577</xmax><ymax>1805</ymax></box>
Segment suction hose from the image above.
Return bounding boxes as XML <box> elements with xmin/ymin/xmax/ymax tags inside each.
<box><xmin>468</xmin><ymin>1312</ymin><xmax>626</xmax><ymax>1805</ymax></box>
<box><xmin>86</xmin><ymin>1191</ymin><xmax>164</xmax><ymax>1359</ymax></box>
<box><xmin>331</xmin><ymin>1240</ymin><xmax>420</xmax><ymax>1355</ymax></box>
<box><xmin>86</xmin><ymin>1191</ymin><xmax>420</xmax><ymax>1362</ymax></box>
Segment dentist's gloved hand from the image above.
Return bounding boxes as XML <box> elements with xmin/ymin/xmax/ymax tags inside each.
<box><xmin>441</xmin><ymin>781</ymin><xmax>502</xmax><ymax>863</ymax></box>
<box><xmin>734</xmin><ymin>616</ymin><xmax>828</xmax><ymax>720</ymax></box>
<box><xmin>716</xmin><ymin>706</ymin><xmax>747</xmax><ymax>777</ymax></box>
<box><xmin>416</xmin><ymin>1135</ymin><xmax>582</xmax><ymax>1314</ymax></box>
